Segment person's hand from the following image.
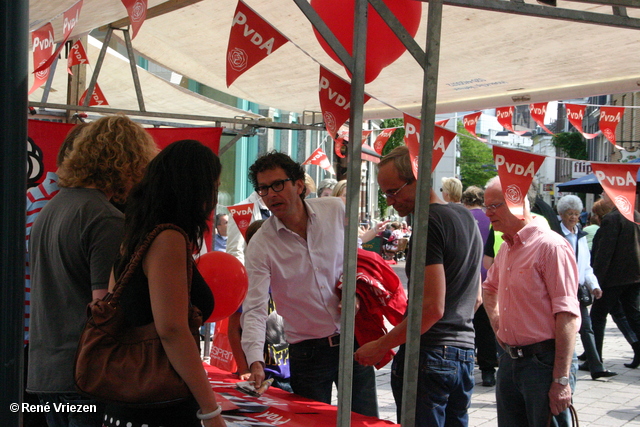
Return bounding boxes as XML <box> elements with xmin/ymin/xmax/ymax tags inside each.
<box><xmin>248</xmin><ymin>361</ymin><xmax>265</xmax><ymax>390</ymax></box>
<box><xmin>592</xmin><ymin>288</ymin><xmax>603</xmax><ymax>299</ymax></box>
<box><xmin>548</xmin><ymin>382</ymin><xmax>572</xmax><ymax>416</ymax></box>
<box><xmin>354</xmin><ymin>340</ymin><xmax>386</xmax><ymax>367</ymax></box>
<box><xmin>202</xmin><ymin>414</ymin><xmax>226</xmax><ymax>427</ymax></box>
<box><xmin>375</xmin><ymin>220</ymin><xmax>391</xmax><ymax>234</ymax></box>
<box><xmin>237</xmin><ymin>370</ymin><xmax>251</xmax><ymax>381</ymax></box>
<box><xmin>338</xmin><ymin>295</ymin><xmax>361</xmax><ymax>314</ymax></box>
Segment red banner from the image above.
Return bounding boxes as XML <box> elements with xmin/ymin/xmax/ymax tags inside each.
<box><xmin>565</xmin><ymin>104</ymin><xmax>600</xmax><ymax>140</ymax></box>
<box><xmin>34</xmin><ymin>1</ymin><xmax>83</xmax><ymax>74</ymax></box>
<box><xmin>403</xmin><ymin>114</ymin><xmax>456</xmax><ymax>179</ymax></box>
<box><xmin>591</xmin><ymin>162</ymin><xmax>640</xmax><ymax>224</ymax></box>
<box><xmin>121</xmin><ymin>0</ymin><xmax>148</xmax><ymax>39</ymax></box>
<box><xmin>529</xmin><ymin>102</ymin><xmax>556</xmax><ymax>136</ymax></box>
<box><xmin>226</xmin><ymin>0</ymin><xmax>288</xmax><ymax>87</ymax></box>
<box><xmin>599</xmin><ymin>106</ymin><xmax>625</xmax><ymax>150</ymax></box>
<box><xmin>462</xmin><ymin>111</ymin><xmax>486</xmax><ymax>141</ymax></box>
<box><xmin>496</xmin><ymin>106</ymin><xmax>528</xmax><ymax>136</ymax></box>
<box><xmin>373</xmin><ymin>127</ymin><xmax>398</xmax><ymax>155</ymax></box>
<box><xmin>319</xmin><ymin>66</ymin><xmax>370</xmax><ymax>139</ymax></box>
<box><xmin>67</xmin><ymin>39</ymin><xmax>89</xmax><ymax>73</ymax></box>
<box><xmin>302</xmin><ymin>147</ymin><xmax>335</xmax><ymax>175</ymax></box>
<box><xmin>492</xmin><ymin>145</ymin><xmax>546</xmax><ymax>219</ymax></box>
<box><xmin>228</xmin><ymin>203</ymin><xmax>255</xmax><ymax>241</ymax></box>
<box><xmin>29</xmin><ymin>23</ymin><xmax>55</xmax><ymax>95</ymax></box>
<box><xmin>435</xmin><ymin>118</ymin><xmax>449</xmax><ymax>127</ymax></box>
<box><xmin>79</xmin><ymin>83</ymin><xmax>109</xmax><ymax>106</ymax></box>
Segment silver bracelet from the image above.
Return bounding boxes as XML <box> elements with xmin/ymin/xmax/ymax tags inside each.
<box><xmin>196</xmin><ymin>405</ymin><xmax>222</xmax><ymax>420</ymax></box>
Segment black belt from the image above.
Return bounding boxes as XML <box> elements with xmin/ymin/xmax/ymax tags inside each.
<box><xmin>294</xmin><ymin>333</ymin><xmax>340</xmax><ymax>348</ymax></box>
<box><xmin>504</xmin><ymin>339</ymin><xmax>555</xmax><ymax>359</ymax></box>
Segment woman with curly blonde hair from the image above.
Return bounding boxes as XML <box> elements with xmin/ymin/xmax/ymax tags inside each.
<box><xmin>27</xmin><ymin>115</ymin><xmax>157</xmax><ymax>427</ymax></box>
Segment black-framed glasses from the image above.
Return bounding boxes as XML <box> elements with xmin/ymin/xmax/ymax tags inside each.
<box><xmin>483</xmin><ymin>202</ymin><xmax>505</xmax><ymax>212</ymax></box>
<box><xmin>382</xmin><ymin>181</ymin><xmax>409</xmax><ymax>199</ymax></box>
<box><xmin>256</xmin><ymin>178</ymin><xmax>293</xmax><ymax>196</ymax></box>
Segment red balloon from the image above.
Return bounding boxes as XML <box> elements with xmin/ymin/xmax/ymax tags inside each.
<box><xmin>311</xmin><ymin>0</ymin><xmax>422</xmax><ymax>84</ymax></box>
<box><xmin>196</xmin><ymin>251</ymin><xmax>248</xmax><ymax>322</ymax></box>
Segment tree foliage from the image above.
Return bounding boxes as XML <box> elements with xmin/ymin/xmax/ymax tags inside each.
<box><xmin>552</xmin><ymin>132</ymin><xmax>587</xmax><ymax>160</ymax></box>
<box><xmin>377</xmin><ymin>118</ymin><xmax>404</xmax><ymax>218</ymax></box>
<box><xmin>457</xmin><ymin>121</ymin><xmax>497</xmax><ymax>189</ymax></box>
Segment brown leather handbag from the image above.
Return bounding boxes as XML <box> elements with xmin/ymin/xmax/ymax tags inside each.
<box><xmin>74</xmin><ymin>224</ymin><xmax>203</xmax><ymax>407</ymax></box>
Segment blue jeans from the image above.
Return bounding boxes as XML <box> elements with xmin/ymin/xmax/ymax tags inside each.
<box><xmin>37</xmin><ymin>393</ymin><xmax>104</xmax><ymax>427</ymax></box>
<box><xmin>496</xmin><ymin>349</ymin><xmax>570</xmax><ymax>427</ymax></box>
<box><xmin>391</xmin><ymin>345</ymin><xmax>474</xmax><ymax>427</ymax></box>
<box><xmin>289</xmin><ymin>339</ymin><xmax>378</xmax><ymax>417</ymax></box>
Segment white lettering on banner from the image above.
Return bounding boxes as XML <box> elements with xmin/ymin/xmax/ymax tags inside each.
<box><xmin>229</xmin><ymin>207</ymin><xmax>253</xmax><ymax>216</ymax></box>
<box><xmin>232</xmin><ymin>11</ymin><xmax>276</xmax><ymax>55</ymax></box>
<box><xmin>310</xmin><ymin>152</ymin><xmax>324</xmax><ymax>162</ymax></box>
<box><xmin>63</xmin><ymin>9</ymin><xmax>81</xmax><ymax>35</ymax></box>
<box><xmin>72</xmin><ymin>48</ymin><xmax>86</xmax><ymax>64</ymax></box>
<box><xmin>595</xmin><ymin>170</ymin><xmax>636</xmax><ymax>186</ymax></box>
<box><xmin>255</xmin><ymin>411</ymin><xmax>291</xmax><ymax>425</ymax></box>
<box><xmin>405</xmin><ymin>123</ymin><xmax>419</xmax><ymax>141</ymax></box>
<box><xmin>530</xmin><ymin>105</ymin><xmax>546</xmax><ymax>116</ymax></box>
<box><xmin>568</xmin><ymin>109</ymin><xmax>584</xmax><ymax>120</ymax></box>
<box><xmin>463</xmin><ymin>116</ymin><xmax>478</xmax><ymax>127</ymax></box>
<box><xmin>496</xmin><ymin>109</ymin><xmax>511</xmax><ymax>119</ymax></box>
<box><xmin>33</xmin><ymin>31</ymin><xmax>55</xmax><ymax>52</ymax></box>
<box><xmin>319</xmin><ymin>77</ymin><xmax>350</xmax><ymax>110</ymax></box>
<box><xmin>600</xmin><ymin>110</ymin><xmax>621</xmax><ymax>123</ymax></box>
<box><xmin>433</xmin><ymin>136</ymin><xmax>446</xmax><ymax>153</ymax></box>
<box><xmin>210</xmin><ymin>345</ymin><xmax>233</xmax><ymax>361</ymax></box>
<box><xmin>494</xmin><ymin>154</ymin><xmax>535</xmax><ymax>177</ymax></box>
<box><xmin>91</xmin><ymin>91</ymin><xmax>103</xmax><ymax>105</ymax></box>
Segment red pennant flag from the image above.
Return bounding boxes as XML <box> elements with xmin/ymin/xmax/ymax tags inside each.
<box><xmin>403</xmin><ymin>114</ymin><xmax>456</xmax><ymax>179</ymax></box>
<box><xmin>436</xmin><ymin>118</ymin><xmax>450</xmax><ymax>127</ymax></box>
<box><xmin>529</xmin><ymin>102</ymin><xmax>556</xmax><ymax>135</ymax></box>
<box><xmin>34</xmin><ymin>1</ymin><xmax>83</xmax><ymax>74</ymax></box>
<box><xmin>462</xmin><ymin>112</ymin><xmax>486</xmax><ymax>142</ymax></box>
<box><xmin>29</xmin><ymin>23</ymin><xmax>55</xmax><ymax>95</ymax></box>
<box><xmin>598</xmin><ymin>106</ymin><xmax>625</xmax><ymax>150</ymax></box>
<box><xmin>302</xmin><ymin>147</ymin><xmax>336</xmax><ymax>175</ymax></box>
<box><xmin>319</xmin><ymin>66</ymin><xmax>371</xmax><ymax>139</ymax></box>
<box><xmin>591</xmin><ymin>162</ymin><xmax>640</xmax><ymax>224</ymax></box>
<box><xmin>226</xmin><ymin>0</ymin><xmax>288</xmax><ymax>87</ymax></box>
<box><xmin>79</xmin><ymin>83</ymin><xmax>109</xmax><ymax>106</ymax></box>
<box><xmin>492</xmin><ymin>145</ymin><xmax>546</xmax><ymax>219</ymax></box>
<box><xmin>361</xmin><ymin>130</ymin><xmax>372</xmax><ymax>144</ymax></box>
<box><xmin>228</xmin><ymin>203</ymin><xmax>255</xmax><ymax>241</ymax></box>
<box><xmin>121</xmin><ymin>0</ymin><xmax>148</xmax><ymax>39</ymax></box>
<box><xmin>67</xmin><ymin>39</ymin><xmax>89</xmax><ymax>73</ymax></box>
<box><xmin>565</xmin><ymin>104</ymin><xmax>600</xmax><ymax>140</ymax></box>
<box><xmin>496</xmin><ymin>106</ymin><xmax>528</xmax><ymax>136</ymax></box>
<box><xmin>373</xmin><ymin>127</ymin><xmax>398</xmax><ymax>155</ymax></box>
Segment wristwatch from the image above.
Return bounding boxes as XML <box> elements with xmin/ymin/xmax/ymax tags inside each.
<box><xmin>553</xmin><ymin>376</ymin><xmax>570</xmax><ymax>386</ymax></box>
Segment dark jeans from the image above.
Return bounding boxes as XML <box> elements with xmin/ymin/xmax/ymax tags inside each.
<box><xmin>579</xmin><ymin>302</ymin><xmax>606</xmax><ymax>374</ymax></box>
<box><xmin>36</xmin><ymin>393</ymin><xmax>104</xmax><ymax>427</ymax></box>
<box><xmin>391</xmin><ymin>345</ymin><xmax>474</xmax><ymax>427</ymax></box>
<box><xmin>496</xmin><ymin>350</ymin><xmax>570</xmax><ymax>427</ymax></box>
<box><xmin>474</xmin><ymin>304</ymin><xmax>498</xmax><ymax>372</ymax></box>
<box><xmin>289</xmin><ymin>338</ymin><xmax>378</xmax><ymax>418</ymax></box>
<box><xmin>590</xmin><ymin>283</ymin><xmax>640</xmax><ymax>359</ymax></box>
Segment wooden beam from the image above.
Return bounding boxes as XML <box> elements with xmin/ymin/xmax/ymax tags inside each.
<box><xmin>103</xmin><ymin>0</ymin><xmax>203</xmax><ymax>30</ymax></box>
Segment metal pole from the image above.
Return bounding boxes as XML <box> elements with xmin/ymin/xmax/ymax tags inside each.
<box><xmin>0</xmin><ymin>0</ymin><xmax>29</xmax><ymax>425</ymax></box>
<box><xmin>121</xmin><ymin>27</ymin><xmax>146</xmax><ymax>112</ymax></box>
<box><xmin>83</xmin><ymin>26</ymin><xmax>113</xmax><ymax>107</ymax></box>
<box><xmin>400</xmin><ymin>1</ymin><xmax>444</xmax><ymax>426</ymax></box>
<box><xmin>337</xmin><ymin>0</ymin><xmax>368</xmax><ymax>425</ymax></box>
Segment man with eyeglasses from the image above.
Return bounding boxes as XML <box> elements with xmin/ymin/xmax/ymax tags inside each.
<box><xmin>482</xmin><ymin>176</ymin><xmax>579</xmax><ymax>427</ymax></box>
<box><xmin>240</xmin><ymin>151</ymin><xmax>378</xmax><ymax>417</ymax></box>
<box><xmin>354</xmin><ymin>145</ymin><xmax>483</xmax><ymax>427</ymax></box>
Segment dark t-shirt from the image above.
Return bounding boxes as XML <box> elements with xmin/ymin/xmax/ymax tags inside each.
<box><xmin>406</xmin><ymin>203</ymin><xmax>483</xmax><ymax>349</ymax></box>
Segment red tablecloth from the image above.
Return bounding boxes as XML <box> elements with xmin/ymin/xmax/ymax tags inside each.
<box><xmin>205</xmin><ymin>363</ymin><xmax>399</xmax><ymax>427</ymax></box>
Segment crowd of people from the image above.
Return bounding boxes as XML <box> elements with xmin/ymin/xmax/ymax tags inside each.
<box><xmin>22</xmin><ymin>117</ymin><xmax>640</xmax><ymax>427</ymax></box>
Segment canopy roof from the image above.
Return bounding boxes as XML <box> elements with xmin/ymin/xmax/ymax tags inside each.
<box><xmin>29</xmin><ymin>0</ymin><xmax>640</xmax><ymax>121</ymax></box>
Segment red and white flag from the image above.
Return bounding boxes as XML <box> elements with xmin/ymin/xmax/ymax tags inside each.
<box><xmin>121</xmin><ymin>0</ymin><xmax>148</xmax><ymax>39</ymax></box>
<box><xmin>403</xmin><ymin>113</ymin><xmax>456</xmax><ymax>179</ymax></box>
<box><xmin>226</xmin><ymin>0</ymin><xmax>288</xmax><ymax>87</ymax></box>
<box><xmin>29</xmin><ymin>23</ymin><xmax>55</xmax><ymax>95</ymax></box>
<box><xmin>529</xmin><ymin>102</ymin><xmax>556</xmax><ymax>136</ymax></box>
<box><xmin>373</xmin><ymin>127</ymin><xmax>398</xmax><ymax>155</ymax></box>
<box><xmin>591</xmin><ymin>162</ymin><xmax>640</xmax><ymax>224</ymax></box>
<box><xmin>436</xmin><ymin>118</ymin><xmax>450</xmax><ymax>127</ymax></box>
<box><xmin>319</xmin><ymin>66</ymin><xmax>370</xmax><ymax>140</ymax></box>
<box><xmin>302</xmin><ymin>147</ymin><xmax>335</xmax><ymax>175</ymax></box>
<box><xmin>496</xmin><ymin>106</ymin><xmax>528</xmax><ymax>136</ymax></box>
<box><xmin>35</xmin><ymin>0</ymin><xmax>83</xmax><ymax>74</ymax></box>
<box><xmin>565</xmin><ymin>104</ymin><xmax>600</xmax><ymax>140</ymax></box>
<box><xmin>598</xmin><ymin>106</ymin><xmax>625</xmax><ymax>150</ymax></box>
<box><xmin>67</xmin><ymin>39</ymin><xmax>89</xmax><ymax>73</ymax></box>
<box><xmin>228</xmin><ymin>203</ymin><xmax>255</xmax><ymax>241</ymax></box>
<box><xmin>462</xmin><ymin>111</ymin><xmax>486</xmax><ymax>141</ymax></box>
<box><xmin>492</xmin><ymin>145</ymin><xmax>546</xmax><ymax>219</ymax></box>
<box><xmin>79</xmin><ymin>83</ymin><xmax>109</xmax><ymax>106</ymax></box>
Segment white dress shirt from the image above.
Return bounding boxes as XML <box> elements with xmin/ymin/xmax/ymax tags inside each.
<box><xmin>226</xmin><ymin>191</ymin><xmax>268</xmax><ymax>265</ymax></box>
<box><xmin>241</xmin><ymin>197</ymin><xmax>344</xmax><ymax>366</ymax></box>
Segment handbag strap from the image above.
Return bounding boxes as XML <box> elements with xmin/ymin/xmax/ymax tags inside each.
<box><xmin>110</xmin><ymin>224</ymin><xmax>193</xmax><ymax>304</ymax></box>
<box><xmin>547</xmin><ymin>404</ymin><xmax>579</xmax><ymax>427</ymax></box>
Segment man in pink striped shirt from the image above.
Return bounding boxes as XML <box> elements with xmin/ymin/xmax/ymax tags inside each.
<box><xmin>482</xmin><ymin>177</ymin><xmax>580</xmax><ymax>427</ymax></box>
